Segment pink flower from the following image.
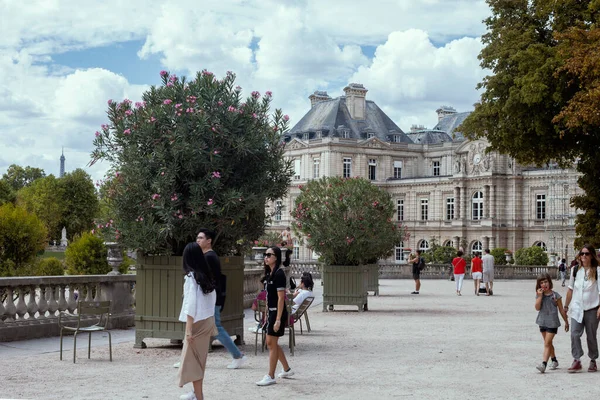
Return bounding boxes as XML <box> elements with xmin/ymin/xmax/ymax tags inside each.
<box><xmin>171</xmin><ymin>194</ymin><xmax>178</xmax><ymax>201</ymax></box>
<box><xmin>207</xmin><ymin>198</ymin><xmax>214</xmax><ymax>206</ymax></box>
<box><xmin>135</xmin><ymin>102</ymin><xmax>143</xmax><ymax>108</ymax></box>
<box><xmin>150</xmin><ymin>116</ymin><xmax>157</xmax><ymax>122</ymax></box>
<box><xmin>212</xmin><ymin>171</ymin><xmax>221</xmax><ymax>178</ymax></box>
<box><xmin>265</xmin><ymin>91</ymin><xmax>272</xmax><ymax>97</ymax></box>
<box><xmin>101</xmin><ymin>124</ymin><xmax>108</xmax><ymax>130</ymax></box>
<box><xmin>166</xmin><ymin>82</ymin><xmax>173</xmax><ymax>87</ymax></box>
<box><xmin>213</xmin><ymin>150</ymin><xmax>219</xmax><ymax>155</ymax></box>
<box><xmin>107</xmin><ymin>99</ymin><xmax>113</xmax><ymax>105</ymax></box>
<box><xmin>227</xmin><ymin>106</ymin><xmax>236</xmax><ymax>112</ymax></box>
<box><xmin>178</xmin><ymin>215</ymin><xmax>183</xmax><ymax>219</ymax></box>
<box><xmin>186</xmin><ymin>107</ymin><xmax>193</xmax><ymax>113</ymax></box>
<box><xmin>91</xmin><ymin>229</ymin><xmax>95</xmax><ymax>234</ymax></box>
<box><xmin>235</xmin><ymin>86</ymin><xmax>241</xmax><ymax>91</ymax></box>
<box><xmin>125</xmin><ymin>110</ymin><xmax>133</xmax><ymax>116</ymax></box>
<box><xmin>123</xmin><ymin>99</ymin><xmax>132</xmax><ymax>105</ymax></box>
<box><xmin>123</xmin><ymin>129</ymin><xmax>131</xmax><ymax>135</ymax></box>
<box><xmin>252</xmin><ymin>113</ymin><xmax>257</xmax><ymax>119</ymax></box>
<box><xmin>283</xmin><ymin>115</ymin><xmax>289</xmax><ymax>121</ymax></box>
<box><xmin>160</xmin><ymin>172</ymin><xmax>165</xmax><ymax>176</ymax></box>
<box><xmin>212</xmin><ymin>127</ymin><xmax>217</xmax><ymax>132</ymax></box>
<box><xmin>202</xmin><ymin>70</ymin><xmax>213</xmax><ymax>77</ymax></box>
<box><xmin>175</xmin><ymin>103</ymin><xmax>182</xmax><ymax>109</ymax></box>
<box><xmin>218</xmin><ymin>101</ymin><xmax>223</xmax><ymax>106</ymax></box>
<box><xmin>251</xmin><ymin>91</ymin><xmax>260</xmax><ymax>99</ymax></box>
<box><xmin>115</xmin><ymin>171</ymin><xmax>120</xmax><ymax>178</ymax></box>
<box><xmin>163</xmin><ymin>99</ymin><xmax>172</xmax><ymax>105</ymax></box>
<box><xmin>169</xmin><ymin>74</ymin><xmax>177</xmax><ymax>82</ymax></box>
<box><xmin>151</xmin><ymin>193</ymin><xmax>160</xmax><ymax>200</ymax></box>
<box><xmin>160</xmin><ymin>70</ymin><xmax>168</xmax><ymax>76</ymax></box>
<box><xmin>95</xmin><ymin>131</ymin><xmax>100</xmax><ymax>137</ymax></box>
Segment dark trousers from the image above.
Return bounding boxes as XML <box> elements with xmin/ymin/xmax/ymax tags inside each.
<box><xmin>571</xmin><ymin>307</ymin><xmax>600</xmax><ymax>361</ymax></box>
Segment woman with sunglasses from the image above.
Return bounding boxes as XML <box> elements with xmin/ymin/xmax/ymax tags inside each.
<box><xmin>256</xmin><ymin>246</ymin><xmax>294</xmax><ymax>386</ymax></box>
<box><xmin>563</xmin><ymin>244</ymin><xmax>600</xmax><ymax>373</ymax></box>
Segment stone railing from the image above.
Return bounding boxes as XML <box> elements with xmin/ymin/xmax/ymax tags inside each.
<box><xmin>0</xmin><ymin>275</ymin><xmax>136</xmax><ymax>342</ymax></box>
<box><xmin>378</xmin><ymin>262</ymin><xmax>559</xmax><ymax>279</ymax></box>
<box><xmin>243</xmin><ymin>267</ymin><xmax>264</xmax><ymax>308</ymax></box>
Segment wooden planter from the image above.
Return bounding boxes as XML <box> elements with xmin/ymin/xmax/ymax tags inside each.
<box><xmin>365</xmin><ymin>264</ymin><xmax>379</xmax><ymax>296</ymax></box>
<box><xmin>322</xmin><ymin>264</ymin><xmax>369</xmax><ymax>312</ymax></box>
<box><xmin>134</xmin><ymin>254</ymin><xmax>244</xmax><ymax>349</ymax></box>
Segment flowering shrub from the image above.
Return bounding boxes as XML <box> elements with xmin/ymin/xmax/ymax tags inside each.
<box><xmin>292</xmin><ymin>177</ymin><xmax>407</xmax><ymax>265</ymax></box>
<box><xmin>514</xmin><ymin>246</ymin><xmax>549</xmax><ymax>266</ymax></box>
<box><xmin>91</xmin><ymin>70</ymin><xmax>292</xmax><ymax>255</ymax></box>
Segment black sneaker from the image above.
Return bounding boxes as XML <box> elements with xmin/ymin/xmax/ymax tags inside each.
<box><xmin>411</xmin><ymin>291</ymin><xmax>419</xmax><ymax>294</ymax></box>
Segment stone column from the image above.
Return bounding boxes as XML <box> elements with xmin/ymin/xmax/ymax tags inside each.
<box><xmin>490</xmin><ymin>184</ymin><xmax>496</xmax><ymax>220</ymax></box>
<box><xmin>460</xmin><ymin>187</ymin><xmax>467</xmax><ymax>222</ymax></box>
<box><xmin>489</xmin><ymin>235</ymin><xmax>496</xmax><ymax>250</ymax></box>
<box><xmin>454</xmin><ymin>187</ymin><xmax>460</xmax><ymax>220</ymax></box>
<box><xmin>484</xmin><ymin>185</ymin><xmax>490</xmax><ymax>219</ymax></box>
<box><xmin>483</xmin><ymin>236</ymin><xmax>490</xmax><ymax>250</ymax></box>
<box><xmin>453</xmin><ymin>236</ymin><xmax>461</xmax><ymax>250</ymax></box>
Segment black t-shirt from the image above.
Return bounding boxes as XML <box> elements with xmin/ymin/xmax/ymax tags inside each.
<box><xmin>205</xmin><ymin>250</ymin><xmax>224</xmax><ymax>307</ymax></box>
<box><xmin>266</xmin><ymin>267</ymin><xmax>286</xmax><ymax>309</ymax></box>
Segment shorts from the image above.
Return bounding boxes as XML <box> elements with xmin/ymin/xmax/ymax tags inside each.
<box><xmin>483</xmin><ymin>269</ymin><xmax>494</xmax><ymax>283</ymax></box>
<box><xmin>266</xmin><ymin>309</ymin><xmax>288</xmax><ymax>337</ymax></box>
<box><xmin>539</xmin><ymin>326</ymin><xmax>558</xmax><ymax>334</ymax></box>
<box><xmin>412</xmin><ymin>271</ymin><xmax>420</xmax><ymax>280</ymax></box>
<box><xmin>472</xmin><ymin>272</ymin><xmax>482</xmax><ymax>280</ymax></box>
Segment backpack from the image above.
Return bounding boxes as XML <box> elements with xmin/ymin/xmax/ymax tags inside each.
<box><xmin>418</xmin><ymin>257</ymin><xmax>426</xmax><ymax>271</ymax></box>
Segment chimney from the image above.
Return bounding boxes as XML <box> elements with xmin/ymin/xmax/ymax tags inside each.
<box><xmin>309</xmin><ymin>91</ymin><xmax>331</xmax><ymax>107</ymax></box>
<box><xmin>436</xmin><ymin>105</ymin><xmax>457</xmax><ymax>122</ymax></box>
<box><xmin>343</xmin><ymin>83</ymin><xmax>368</xmax><ymax>120</ymax></box>
<box><xmin>410</xmin><ymin>124</ymin><xmax>426</xmax><ymax>133</ymax></box>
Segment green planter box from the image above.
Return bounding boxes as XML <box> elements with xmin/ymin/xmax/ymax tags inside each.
<box><xmin>365</xmin><ymin>264</ymin><xmax>379</xmax><ymax>296</ymax></box>
<box><xmin>134</xmin><ymin>254</ymin><xmax>244</xmax><ymax>349</ymax></box>
<box><xmin>322</xmin><ymin>264</ymin><xmax>369</xmax><ymax>312</ymax></box>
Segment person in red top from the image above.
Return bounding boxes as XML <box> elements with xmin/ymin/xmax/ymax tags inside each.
<box><xmin>471</xmin><ymin>253</ymin><xmax>483</xmax><ymax>296</ymax></box>
<box><xmin>452</xmin><ymin>250</ymin><xmax>467</xmax><ymax>296</ymax></box>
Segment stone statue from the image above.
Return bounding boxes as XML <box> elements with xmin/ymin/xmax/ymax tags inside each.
<box><xmin>60</xmin><ymin>227</ymin><xmax>68</xmax><ymax>247</ymax></box>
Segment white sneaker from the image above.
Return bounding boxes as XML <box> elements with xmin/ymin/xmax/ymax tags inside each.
<box><xmin>227</xmin><ymin>355</ymin><xmax>247</xmax><ymax>369</ymax></box>
<box><xmin>173</xmin><ymin>361</ymin><xmax>181</xmax><ymax>368</ymax></box>
<box><xmin>179</xmin><ymin>391</ymin><xmax>196</xmax><ymax>400</ymax></box>
<box><xmin>550</xmin><ymin>360</ymin><xmax>559</xmax><ymax>370</ymax></box>
<box><xmin>256</xmin><ymin>375</ymin><xmax>276</xmax><ymax>386</ymax></box>
<box><xmin>278</xmin><ymin>368</ymin><xmax>295</xmax><ymax>378</ymax></box>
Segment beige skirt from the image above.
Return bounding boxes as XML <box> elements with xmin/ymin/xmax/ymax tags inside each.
<box><xmin>178</xmin><ymin>316</ymin><xmax>217</xmax><ymax>387</ymax></box>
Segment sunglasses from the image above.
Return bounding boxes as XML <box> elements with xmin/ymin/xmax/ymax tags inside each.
<box><xmin>263</xmin><ymin>253</ymin><xmax>275</xmax><ymax>258</ymax></box>
<box><xmin>580</xmin><ymin>252</ymin><xmax>591</xmax><ymax>256</ymax></box>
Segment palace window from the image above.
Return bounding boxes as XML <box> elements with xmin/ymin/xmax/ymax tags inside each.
<box><xmin>421</xmin><ymin>198</ymin><xmax>429</xmax><ymax>221</ymax></box>
<box><xmin>343</xmin><ymin>157</ymin><xmax>352</xmax><ymax>178</ymax></box>
<box><xmin>293</xmin><ymin>159</ymin><xmax>301</xmax><ymax>180</ymax></box>
<box><xmin>397</xmin><ymin>199</ymin><xmax>404</xmax><ymax>221</ymax></box>
<box><xmin>393</xmin><ymin>161</ymin><xmax>402</xmax><ymax>179</ymax></box>
<box><xmin>368</xmin><ymin>159</ymin><xmax>377</xmax><ymax>181</ymax></box>
<box><xmin>433</xmin><ymin>160</ymin><xmax>441</xmax><ymax>176</ymax></box>
<box><xmin>446</xmin><ymin>198</ymin><xmax>455</xmax><ymax>220</ymax></box>
<box><xmin>274</xmin><ymin>200</ymin><xmax>283</xmax><ymax>221</ymax></box>
<box><xmin>419</xmin><ymin>240</ymin><xmax>430</xmax><ymax>252</ymax></box>
<box><xmin>536</xmin><ymin>194</ymin><xmax>546</xmax><ymax>220</ymax></box>
<box><xmin>472</xmin><ymin>191</ymin><xmax>483</xmax><ymax>220</ymax></box>
<box><xmin>472</xmin><ymin>241</ymin><xmax>483</xmax><ymax>254</ymax></box>
<box><xmin>313</xmin><ymin>158</ymin><xmax>320</xmax><ymax>179</ymax></box>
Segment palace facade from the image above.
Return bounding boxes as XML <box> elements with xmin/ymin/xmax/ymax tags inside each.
<box><xmin>268</xmin><ymin>83</ymin><xmax>580</xmax><ymax>263</ymax></box>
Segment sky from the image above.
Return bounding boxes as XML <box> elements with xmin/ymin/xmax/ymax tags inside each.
<box><xmin>0</xmin><ymin>0</ymin><xmax>491</xmax><ymax>183</ymax></box>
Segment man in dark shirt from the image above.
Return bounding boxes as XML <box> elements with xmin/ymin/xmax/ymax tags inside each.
<box><xmin>197</xmin><ymin>228</ymin><xmax>246</xmax><ymax>369</ymax></box>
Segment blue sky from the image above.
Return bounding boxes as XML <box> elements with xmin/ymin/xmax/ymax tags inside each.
<box><xmin>0</xmin><ymin>0</ymin><xmax>490</xmax><ymax>182</ymax></box>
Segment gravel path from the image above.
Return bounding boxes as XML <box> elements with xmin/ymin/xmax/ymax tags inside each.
<box><xmin>1</xmin><ymin>279</ymin><xmax>593</xmax><ymax>400</ymax></box>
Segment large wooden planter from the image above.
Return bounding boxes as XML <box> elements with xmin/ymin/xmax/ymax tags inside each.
<box><xmin>322</xmin><ymin>264</ymin><xmax>368</xmax><ymax>312</ymax></box>
<box><xmin>365</xmin><ymin>264</ymin><xmax>379</xmax><ymax>296</ymax></box>
<box><xmin>134</xmin><ymin>254</ymin><xmax>244</xmax><ymax>349</ymax></box>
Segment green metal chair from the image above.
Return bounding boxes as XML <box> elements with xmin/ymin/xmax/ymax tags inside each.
<box><xmin>58</xmin><ymin>300</ymin><xmax>112</xmax><ymax>363</ymax></box>
<box><xmin>253</xmin><ymin>299</ymin><xmax>267</xmax><ymax>355</ymax></box>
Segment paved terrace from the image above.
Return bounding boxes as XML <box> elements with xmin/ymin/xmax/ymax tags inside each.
<box><xmin>0</xmin><ymin>279</ymin><xmax>590</xmax><ymax>400</ymax></box>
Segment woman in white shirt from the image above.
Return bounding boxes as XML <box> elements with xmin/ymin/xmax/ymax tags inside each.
<box><xmin>292</xmin><ymin>273</ymin><xmax>314</xmax><ymax>313</ymax></box>
<box><xmin>178</xmin><ymin>242</ymin><xmax>217</xmax><ymax>400</ymax></box>
<box><xmin>564</xmin><ymin>244</ymin><xmax>600</xmax><ymax>373</ymax></box>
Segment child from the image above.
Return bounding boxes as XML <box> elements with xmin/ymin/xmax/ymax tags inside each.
<box><xmin>535</xmin><ymin>273</ymin><xmax>569</xmax><ymax>373</ymax></box>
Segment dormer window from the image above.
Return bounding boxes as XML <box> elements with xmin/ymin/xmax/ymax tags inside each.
<box><xmin>367</xmin><ymin>132</ymin><xmax>375</xmax><ymax>139</ymax></box>
<box><xmin>302</xmin><ymin>132</ymin><xmax>309</xmax><ymax>141</ymax></box>
<box><xmin>342</xmin><ymin>130</ymin><xmax>350</xmax><ymax>139</ymax></box>
<box><xmin>392</xmin><ymin>135</ymin><xmax>401</xmax><ymax>143</ymax></box>
<box><xmin>316</xmin><ymin>130</ymin><xmax>322</xmax><ymax>139</ymax></box>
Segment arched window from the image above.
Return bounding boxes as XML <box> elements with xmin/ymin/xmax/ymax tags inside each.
<box><xmin>472</xmin><ymin>191</ymin><xmax>484</xmax><ymax>220</ymax></box>
<box><xmin>419</xmin><ymin>240</ymin><xmax>430</xmax><ymax>252</ymax></box>
<box><xmin>443</xmin><ymin>240</ymin><xmax>454</xmax><ymax>248</ymax></box>
<box><xmin>534</xmin><ymin>241</ymin><xmax>547</xmax><ymax>251</ymax></box>
<box><xmin>472</xmin><ymin>241</ymin><xmax>483</xmax><ymax>254</ymax></box>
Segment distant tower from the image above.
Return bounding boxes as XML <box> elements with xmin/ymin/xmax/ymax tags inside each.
<box><xmin>60</xmin><ymin>148</ymin><xmax>65</xmax><ymax>178</ymax></box>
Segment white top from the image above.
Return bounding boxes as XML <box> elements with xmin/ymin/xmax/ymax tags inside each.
<box><xmin>179</xmin><ymin>273</ymin><xmax>216</xmax><ymax>323</ymax></box>
<box><xmin>292</xmin><ymin>289</ymin><xmax>313</xmax><ymax>312</ymax></box>
<box><xmin>482</xmin><ymin>254</ymin><xmax>494</xmax><ymax>271</ymax></box>
<box><xmin>567</xmin><ymin>266</ymin><xmax>600</xmax><ymax>323</ymax></box>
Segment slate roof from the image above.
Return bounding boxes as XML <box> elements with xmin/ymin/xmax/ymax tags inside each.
<box><xmin>406</xmin><ymin>130</ymin><xmax>453</xmax><ymax>145</ymax></box>
<box><xmin>284</xmin><ymin>97</ymin><xmax>412</xmax><ymax>143</ymax></box>
<box><xmin>432</xmin><ymin>111</ymin><xmax>471</xmax><ymax>141</ymax></box>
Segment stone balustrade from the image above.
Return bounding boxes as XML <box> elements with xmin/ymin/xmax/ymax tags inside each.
<box><xmin>0</xmin><ymin>275</ymin><xmax>136</xmax><ymax>342</ymax></box>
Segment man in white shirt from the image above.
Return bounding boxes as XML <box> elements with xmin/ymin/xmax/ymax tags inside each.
<box><xmin>482</xmin><ymin>248</ymin><xmax>495</xmax><ymax>296</ymax></box>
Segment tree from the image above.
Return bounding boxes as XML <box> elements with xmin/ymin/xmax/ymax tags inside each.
<box><xmin>59</xmin><ymin>169</ymin><xmax>99</xmax><ymax>240</ymax></box>
<box><xmin>17</xmin><ymin>175</ymin><xmax>65</xmax><ymax>241</ymax></box>
<box><xmin>65</xmin><ymin>232</ymin><xmax>110</xmax><ymax>275</ymax></box>
<box><xmin>2</xmin><ymin>164</ymin><xmax>45</xmax><ymax>191</ymax></box>
<box><xmin>0</xmin><ymin>203</ymin><xmax>47</xmax><ymax>276</ymax></box>
<box><xmin>292</xmin><ymin>177</ymin><xmax>407</xmax><ymax>266</ymax></box>
<box><xmin>514</xmin><ymin>246</ymin><xmax>549</xmax><ymax>266</ymax></box>
<box><xmin>0</xmin><ymin>180</ymin><xmax>15</xmax><ymax>205</ymax></box>
<box><xmin>460</xmin><ymin>0</ymin><xmax>600</xmax><ymax>248</ymax></box>
<box><xmin>90</xmin><ymin>70</ymin><xmax>292</xmax><ymax>256</ymax></box>
<box><xmin>490</xmin><ymin>247</ymin><xmax>510</xmax><ymax>266</ymax></box>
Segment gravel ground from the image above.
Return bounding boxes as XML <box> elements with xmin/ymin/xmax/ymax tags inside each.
<box><xmin>1</xmin><ymin>279</ymin><xmax>594</xmax><ymax>400</ymax></box>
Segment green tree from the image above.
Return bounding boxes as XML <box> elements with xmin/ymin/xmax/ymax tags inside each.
<box><xmin>490</xmin><ymin>247</ymin><xmax>510</xmax><ymax>266</ymax></box>
<box><xmin>292</xmin><ymin>177</ymin><xmax>407</xmax><ymax>266</ymax></box>
<box><xmin>421</xmin><ymin>238</ymin><xmax>456</xmax><ymax>264</ymax></box>
<box><xmin>460</xmin><ymin>0</ymin><xmax>600</xmax><ymax>247</ymax></box>
<box><xmin>17</xmin><ymin>175</ymin><xmax>64</xmax><ymax>241</ymax></box>
<box><xmin>59</xmin><ymin>168</ymin><xmax>99</xmax><ymax>240</ymax></box>
<box><xmin>36</xmin><ymin>257</ymin><xmax>65</xmax><ymax>276</ymax></box>
<box><xmin>2</xmin><ymin>164</ymin><xmax>45</xmax><ymax>191</ymax></box>
<box><xmin>0</xmin><ymin>203</ymin><xmax>47</xmax><ymax>276</ymax></box>
<box><xmin>0</xmin><ymin>180</ymin><xmax>15</xmax><ymax>205</ymax></box>
<box><xmin>514</xmin><ymin>246</ymin><xmax>549</xmax><ymax>266</ymax></box>
<box><xmin>90</xmin><ymin>70</ymin><xmax>292</xmax><ymax>256</ymax></box>
<box><xmin>65</xmin><ymin>232</ymin><xmax>110</xmax><ymax>275</ymax></box>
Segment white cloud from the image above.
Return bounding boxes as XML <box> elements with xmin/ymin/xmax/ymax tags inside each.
<box><xmin>0</xmin><ymin>0</ymin><xmax>492</xmax><ymax>182</ymax></box>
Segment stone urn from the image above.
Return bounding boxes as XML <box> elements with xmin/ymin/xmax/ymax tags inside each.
<box><xmin>106</xmin><ymin>242</ymin><xmax>123</xmax><ymax>275</ymax></box>
<box><xmin>504</xmin><ymin>252</ymin><xmax>512</xmax><ymax>264</ymax></box>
